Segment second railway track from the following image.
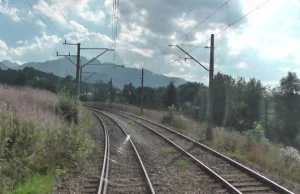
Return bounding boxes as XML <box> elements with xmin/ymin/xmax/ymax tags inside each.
<box><xmin>89</xmin><ymin>106</ymin><xmax>294</xmax><ymax>194</ymax></box>
<box><xmin>90</xmin><ymin>108</ymin><xmax>155</xmax><ymax>194</ymax></box>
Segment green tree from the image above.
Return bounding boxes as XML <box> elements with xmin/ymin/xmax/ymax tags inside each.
<box><xmin>273</xmin><ymin>72</ymin><xmax>300</xmax><ymax>145</ymax></box>
<box><xmin>122</xmin><ymin>83</ymin><xmax>136</xmax><ymax>104</ymax></box>
<box><xmin>14</xmin><ymin>71</ymin><xmax>27</xmax><ymax>86</ymax></box>
<box><xmin>164</xmin><ymin>81</ymin><xmax>178</xmax><ymax>108</ymax></box>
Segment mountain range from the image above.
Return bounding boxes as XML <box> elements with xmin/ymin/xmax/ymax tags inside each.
<box><xmin>1</xmin><ymin>58</ymin><xmax>187</xmax><ymax>88</ymax></box>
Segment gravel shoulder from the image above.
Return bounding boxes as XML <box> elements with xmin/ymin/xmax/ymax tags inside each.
<box><xmin>108</xmin><ymin>111</ymin><xmax>228</xmax><ymax>194</ymax></box>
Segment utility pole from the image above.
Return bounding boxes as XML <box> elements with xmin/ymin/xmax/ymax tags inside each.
<box><xmin>140</xmin><ymin>68</ymin><xmax>144</xmax><ymax>114</ymax></box>
<box><xmin>109</xmin><ymin>77</ymin><xmax>113</xmax><ymax>106</ymax></box>
<box><xmin>168</xmin><ymin>33</ymin><xmax>214</xmax><ymax>141</ymax></box>
<box><xmin>206</xmin><ymin>34</ymin><xmax>214</xmax><ymax>141</ymax></box>
<box><xmin>85</xmin><ymin>82</ymin><xmax>88</xmax><ymax>100</ymax></box>
<box><xmin>57</xmin><ymin>40</ymin><xmax>114</xmax><ymax>124</ymax></box>
<box><xmin>76</xmin><ymin>43</ymin><xmax>81</xmax><ymax>106</ymax></box>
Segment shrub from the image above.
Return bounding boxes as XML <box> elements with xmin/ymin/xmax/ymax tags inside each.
<box><xmin>161</xmin><ymin>105</ymin><xmax>177</xmax><ymax>125</ymax></box>
<box><xmin>246</xmin><ymin>122</ymin><xmax>265</xmax><ymax>141</ymax></box>
<box><xmin>280</xmin><ymin>147</ymin><xmax>300</xmax><ymax>164</ymax></box>
<box><xmin>55</xmin><ymin>89</ymin><xmax>77</xmax><ymax>123</ymax></box>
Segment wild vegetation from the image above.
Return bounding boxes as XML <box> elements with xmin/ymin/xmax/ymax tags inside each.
<box><xmin>0</xmin><ymin>85</ymin><xmax>95</xmax><ymax>193</ymax></box>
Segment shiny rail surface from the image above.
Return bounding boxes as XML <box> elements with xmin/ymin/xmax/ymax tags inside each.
<box><xmin>89</xmin><ymin>108</ymin><xmax>156</xmax><ymax>194</ymax></box>
<box><xmin>82</xmin><ymin>112</ymin><xmax>109</xmax><ymax>194</ymax></box>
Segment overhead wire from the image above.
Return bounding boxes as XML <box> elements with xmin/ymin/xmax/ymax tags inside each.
<box><xmin>7</xmin><ymin>6</ymin><xmax>58</xmax><ymax>53</ymax></box>
<box><xmin>142</xmin><ymin>1</ymin><xmax>229</xmax><ymax>69</ymax></box>
<box><xmin>98</xmin><ymin>0</ymin><xmax>119</xmax><ymax>83</ymax></box>
<box><xmin>24</xmin><ymin>0</ymin><xmax>69</xmax><ymax>52</ymax></box>
<box><xmin>187</xmin><ymin>0</ymin><xmax>273</xmax><ymax>53</ymax></box>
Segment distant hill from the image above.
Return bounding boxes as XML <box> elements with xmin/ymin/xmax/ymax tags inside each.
<box><xmin>0</xmin><ymin>62</ymin><xmax>8</xmax><ymax>70</ymax></box>
<box><xmin>1</xmin><ymin>60</ymin><xmax>19</xmax><ymax>69</ymax></box>
<box><xmin>3</xmin><ymin>58</ymin><xmax>187</xmax><ymax>88</ymax></box>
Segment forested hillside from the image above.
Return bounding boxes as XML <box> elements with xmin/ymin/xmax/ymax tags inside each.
<box><xmin>0</xmin><ymin>67</ymin><xmax>75</xmax><ymax>93</ymax></box>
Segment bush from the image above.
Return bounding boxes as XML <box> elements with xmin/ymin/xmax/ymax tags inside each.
<box><xmin>280</xmin><ymin>147</ymin><xmax>300</xmax><ymax>164</ymax></box>
<box><xmin>161</xmin><ymin>105</ymin><xmax>177</xmax><ymax>125</ymax></box>
<box><xmin>246</xmin><ymin>122</ymin><xmax>265</xmax><ymax>141</ymax></box>
<box><xmin>55</xmin><ymin>89</ymin><xmax>77</xmax><ymax>123</ymax></box>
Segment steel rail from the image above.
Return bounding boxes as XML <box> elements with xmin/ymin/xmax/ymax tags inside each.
<box><xmin>91</xmin><ymin>112</ymin><xmax>110</xmax><ymax>194</ymax></box>
<box><xmin>90</xmin><ymin>108</ymin><xmax>156</xmax><ymax>194</ymax></box>
<box><xmin>91</xmin><ymin>108</ymin><xmax>242</xmax><ymax>193</ymax></box>
<box><xmin>90</xmin><ymin>106</ymin><xmax>294</xmax><ymax>194</ymax></box>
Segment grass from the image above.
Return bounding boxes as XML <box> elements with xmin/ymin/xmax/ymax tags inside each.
<box><xmin>14</xmin><ymin>173</ymin><xmax>56</xmax><ymax>194</ymax></box>
<box><xmin>175</xmin><ymin>159</ymin><xmax>190</xmax><ymax>168</ymax></box>
<box><xmin>140</xmin><ymin>129</ymin><xmax>149</xmax><ymax>137</ymax></box>
<box><xmin>162</xmin><ymin>146</ymin><xmax>177</xmax><ymax>153</ymax></box>
<box><xmin>0</xmin><ymin>84</ymin><xmax>95</xmax><ymax>193</ymax></box>
<box><xmin>90</xmin><ymin>102</ymin><xmax>300</xmax><ymax>185</ymax></box>
<box><xmin>126</xmin><ymin>120</ymin><xmax>136</xmax><ymax>126</ymax></box>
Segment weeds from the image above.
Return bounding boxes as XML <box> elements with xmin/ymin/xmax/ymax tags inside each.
<box><xmin>126</xmin><ymin>120</ymin><xmax>136</xmax><ymax>126</ymax></box>
<box><xmin>0</xmin><ymin>85</ymin><xmax>95</xmax><ymax>193</ymax></box>
<box><xmin>175</xmin><ymin>159</ymin><xmax>190</xmax><ymax>168</ymax></box>
<box><xmin>13</xmin><ymin>172</ymin><xmax>56</xmax><ymax>194</ymax></box>
<box><xmin>162</xmin><ymin>146</ymin><xmax>176</xmax><ymax>153</ymax></box>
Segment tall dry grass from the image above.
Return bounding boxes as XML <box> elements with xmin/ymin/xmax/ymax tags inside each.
<box><xmin>0</xmin><ymin>84</ymin><xmax>60</xmax><ymax>127</ymax></box>
<box><xmin>0</xmin><ymin>84</ymin><xmax>95</xmax><ymax>193</ymax></box>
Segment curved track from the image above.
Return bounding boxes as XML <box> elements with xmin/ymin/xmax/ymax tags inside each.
<box><xmin>89</xmin><ymin>108</ymin><xmax>155</xmax><ymax>194</ymax></box>
<box><xmin>89</xmin><ymin>106</ymin><xmax>294</xmax><ymax>194</ymax></box>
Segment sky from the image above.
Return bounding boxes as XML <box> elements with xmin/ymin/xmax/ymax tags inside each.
<box><xmin>0</xmin><ymin>0</ymin><xmax>300</xmax><ymax>85</ymax></box>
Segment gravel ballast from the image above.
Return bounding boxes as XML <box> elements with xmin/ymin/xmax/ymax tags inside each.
<box><xmin>108</xmin><ymin>112</ymin><xmax>228</xmax><ymax>194</ymax></box>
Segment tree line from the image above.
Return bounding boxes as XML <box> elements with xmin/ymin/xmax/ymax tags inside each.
<box><xmin>93</xmin><ymin>72</ymin><xmax>299</xmax><ymax>148</ymax></box>
<box><xmin>0</xmin><ymin>67</ymin><xmax>76</xmax><ymax>93</ymax></box>
<box><xmin>1</xmin><ymin>66</ymin><xmax>299</xmax><ymax>148</ymax></box>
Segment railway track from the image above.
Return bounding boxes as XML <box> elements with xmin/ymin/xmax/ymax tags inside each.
<box><xmin>89</xmin><ymin>106</ymin><xmax>294</xmax><ymax>194</ymax></box>
<box><xmin>89</xmin><ymin>109</ymin><xmax>155</xmax><ymax>194</ymax></box>
<box><xmin>82</xmin><ymin>112</ymin><xmax>109</xmax><ymax>194</ymax></box>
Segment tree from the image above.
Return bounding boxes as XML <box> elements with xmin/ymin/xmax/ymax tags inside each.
<box><xmin>14</xmin><ymin>71</ymin><xmax>27</xmax><ymax>86</ymax></box>
<box><xmin>273</xmin><ymin>72</ymin><xmax>300</xmax><ymax>145</ymax></box>
<box><xmin>122</xmin><ymin>83</ymin><xmax>136</xmax><ymax>104</ymax></box>
<box><xmin>213</xmin><ymin>73</ymin><xmax>234</xmax><ymax>126</ymax></box>
<box><xmin>164</xmin><ymin>81</ymin><xmax>178</xmax><ymax>108</ymax></box>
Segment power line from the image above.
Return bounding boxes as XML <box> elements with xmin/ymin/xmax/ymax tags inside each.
<box><xmin>33</xmin><ymin>1</ymin><xmax>65</xmax><ymax>38</ymax></box>
<box><xmin>226</xmin><ymin>1</ymin><xmax>230</xmax><ymax>26</ymax></box>
<box><xmin>12</xmin><ymin>10</ymin><xmax>59</xmax><ymax>52</ymax></box>
<box><xmin>142</xmin><ymin>1</ymin><xmax>229</xmax><ymax>69</ymax></box>
<box><xmin>24</xmin><ymin>0</ymin><xmax>69</xmax><ymax>52</ymax></box>
<box><xmin>187</xmin><ymin>0</ymin><xmax>273</xmax><ymax>53</ymax></box>
<box><xmin>24</xmin><ymin>0</ymin><xmax>57</xmax><ymax>36</ymax></box>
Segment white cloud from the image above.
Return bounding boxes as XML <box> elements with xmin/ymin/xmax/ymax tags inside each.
<box><xmin>280</xmin><ymin>20</ymin><xmax>296</xmax><ymax>31</ymax></box>
<box><xmin>236</xmin><ymin>62</ymin><xmax>248</xmax><ymax>69</ymax></box>
<box><xmin>69</xmin><ymin>21</ymin><xmax>88</xmax><ymax>33</ymax></box>
<box><xmin>79</xmin><ymin>10</ymin><xmax>106</xmax><ymax>23</ymax></box>
<box><xmin>6</xmin><ymin>34</ymin><xmax>61</xmax><ymax>63</ymax></box>
<box><xmin>0</xmin><ymin>40</ymin><xmax>8</xmax><ymax>59</ymax></box>
<box><xmin>33</xmin><ymin>0</ymin><xmax>67</xmax><ymax>24</ymax></box>
<box><xmin>174</xmin><ymin>18</ymin><xmax>197</xmax><ymax>29</ymax></box>
<box><xmin>130</xmin><ymin>47</ymin><xmax>154</xmax><ymax>58</ymax></box>
<box><xmin>36</xmin><ymin>19</ymin><xmax>47</xmax><ymax>28</ymax></box>
<box><xmin>0</xmin><ymin>2</ymin><xmax>20</xmax><ymax>21</ymax></box>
